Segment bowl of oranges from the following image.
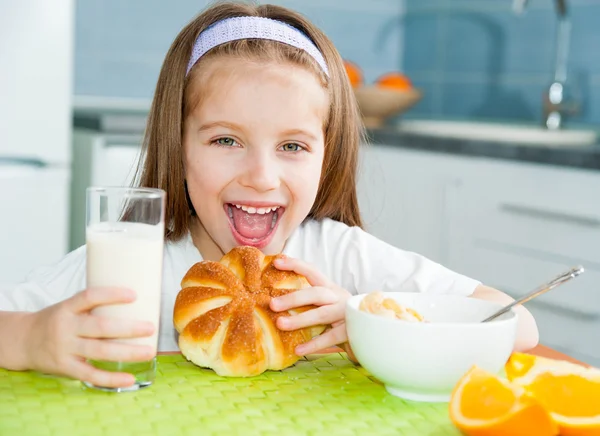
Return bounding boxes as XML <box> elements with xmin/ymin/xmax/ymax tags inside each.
<box><xmin>344</xmin><ymin>60</ymin><xmax>422</xmax><ymax>128</ymax></box>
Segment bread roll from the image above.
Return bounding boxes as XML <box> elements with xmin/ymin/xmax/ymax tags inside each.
<box><xmin>173</xmin><ymin>246</ymin><xmax>326</xmax><ymax>377</ymax></box>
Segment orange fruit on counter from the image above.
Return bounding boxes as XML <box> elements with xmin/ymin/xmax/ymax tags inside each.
<box><xmin>449</xmin><ymin>366</ymin><xmax>558</xmax><ymax>436</ymax></box>
<box><xmin>343</xmin><ymin>60</ymin><xmax>363</xmax><ymax>88</ymax></box>
<box><xmin>375</xmin><ymin>72</ymin><xmax>413</xmax><ymax>91</ymax></box>
<box><xmin>506</xmin><ymin>353</ymin><xmax>600</xmax><ymax>436</ymax></box>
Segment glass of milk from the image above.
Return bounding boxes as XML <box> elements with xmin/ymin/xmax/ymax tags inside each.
<box><xmin>84</xmin><ymin>186</ymin><xmax>165</xmax><ymax>392</ymax></box>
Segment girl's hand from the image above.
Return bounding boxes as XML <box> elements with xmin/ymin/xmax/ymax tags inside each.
<box><xmin>22</xmin><ymin>287</ymin><xmax>155</xmax><ymax>388</ymax></box>
<box><xmin>270</xmin><ymin>256</ymin><xmax>356</xmax><ymax>360</ymax></box>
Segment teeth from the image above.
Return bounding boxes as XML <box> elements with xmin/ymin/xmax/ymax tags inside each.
<box><xmin>232</xmin><ymin>204</ymin><xmax>280</xmax><ymax>215</ymax></box>
<box><xmin>271</xmin><ymin>211</ymin><xmax>278</xmax><ymax>229</ymax></box>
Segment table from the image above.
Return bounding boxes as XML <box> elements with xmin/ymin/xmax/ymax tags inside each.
<box><xmin>158</xmin><ymin>343</ymin><xmax>588</xmax><ymax>365</ymax></box>
<box><xmin>0</xmin><ymin>344</ymin><xmax>589</xmax><ymax>435</ymax></box>
<box><xmin>527</xmin><ymin>344</ymin><xmax>589</xmax><ymax>366</ymax></box>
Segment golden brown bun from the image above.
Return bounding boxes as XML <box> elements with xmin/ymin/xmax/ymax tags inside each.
<box><xmin>173</xmin><ymin>246</ymin><xmax>326</xmax><ymax>377</ymax></box>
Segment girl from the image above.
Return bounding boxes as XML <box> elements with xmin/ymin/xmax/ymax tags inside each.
<box><xmin>0</xmin><ymin>1</ymin><xmax>538</xmax><ymax>389</ymax></box>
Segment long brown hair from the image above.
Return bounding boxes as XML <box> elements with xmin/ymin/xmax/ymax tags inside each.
<box><xmin>135</xmin><ymin>1</ymin><xmax>365</xmax><ymax>241</ymax></box>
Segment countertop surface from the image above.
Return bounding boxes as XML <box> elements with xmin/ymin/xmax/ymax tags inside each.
<box><xmin>367</xmin><ymin>126</ymin><xmax>600</xmax><ymax>171</ymax></box>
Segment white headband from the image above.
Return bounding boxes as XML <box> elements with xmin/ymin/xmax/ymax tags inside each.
<box><xmin>186</xmin><ymin>16</ymin><xmax>330</xmax><ymax>77</ymax></box>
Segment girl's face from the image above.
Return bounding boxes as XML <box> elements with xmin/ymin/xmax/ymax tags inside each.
<box><xmin>183</xmin><ymin>58</ymin><xmax>329</xmax><ymax>260</ymax></box>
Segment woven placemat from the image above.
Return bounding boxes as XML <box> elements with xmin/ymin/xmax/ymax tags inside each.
<box><xmin>0</xmin><ymin>353</ymin><xmax>460</xmax><ymax>435</ymax></box>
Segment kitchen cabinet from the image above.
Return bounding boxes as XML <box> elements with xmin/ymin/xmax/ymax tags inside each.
<box><xmin>358</xmin><ymin>142</ymin><xmax>600</xmax><ymax>366</ymax></box>
<box><xmin>0</xmin><ymin>164</ymin><xmax>70</xmax><ymax>285</ymax></box>
<box><xmin>356</xmin><ymin>144</ymin><xmax>463</xmax><ymax>264</ymax></box>
<box><xmin>69</xmin><ymin>128</ymin><xmax>143</xmax><ymax>250</ymax></box>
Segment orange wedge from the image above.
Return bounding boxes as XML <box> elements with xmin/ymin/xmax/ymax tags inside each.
<box><xmin>449</xmin><ymin>366</ymin><xmax>558</xmax><ymax>436</ymax></box>
<box><xmin>505</xmin><ymin>352</ymin><xmax>592</xmax><ymax>381</ymax></box>
<box><xmin>506</xmin><ymin>353</ymin><xmax>600</xmax><ymax>436</ymax></box>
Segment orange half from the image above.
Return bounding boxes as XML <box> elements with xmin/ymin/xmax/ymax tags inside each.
<box><xmin>506</xmin><ymin>353</ymin><xmax>600</xmax><ymax>436</ymax></box>
<box><xmin>449</xmin><ymin>366</ymin><xmax>558</xmax><ymax>436</ymax></box>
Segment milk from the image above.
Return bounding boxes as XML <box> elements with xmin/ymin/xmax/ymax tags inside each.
<box><xmin>86</xmin><ymin>221</ymin><xmax>164</xmax><ymax>353</ymax></box>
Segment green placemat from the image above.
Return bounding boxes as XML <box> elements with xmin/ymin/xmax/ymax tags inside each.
<box><xmin>0</xmin><ymin>353</ymin><xmax>460</xmax><ymax>436</ymax></box>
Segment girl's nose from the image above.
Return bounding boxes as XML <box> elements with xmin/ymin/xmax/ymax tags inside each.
<box><xmin>239</xmin><ymin>151</ymin><xmax>281</xmax><ymax>192</ymax></box>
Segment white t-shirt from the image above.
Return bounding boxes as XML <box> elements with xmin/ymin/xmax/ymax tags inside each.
<box><xmin>0</xmin><ymin>218</ymin><xmax>480</xmax><ymax>352</ymax></box>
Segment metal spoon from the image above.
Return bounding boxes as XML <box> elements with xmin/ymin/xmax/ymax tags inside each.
<box><xmin>481</xmin><ymin>265</ymin><xmax>585</xmax><ymax>322</ymax></box>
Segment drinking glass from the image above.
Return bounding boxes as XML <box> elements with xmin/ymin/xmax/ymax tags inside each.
<box><xmin>84</xmin><ymin>186</ymin><xmax>165</xmax><ymax>392</ymax></box>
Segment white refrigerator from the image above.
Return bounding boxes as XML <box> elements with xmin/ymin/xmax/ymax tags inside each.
<box><xmin>0</xmin><ymin>0</ymin><xmax>74</xmax><ymax>288</ymax></box>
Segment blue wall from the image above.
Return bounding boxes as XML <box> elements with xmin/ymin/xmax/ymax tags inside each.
<box><xmin>74</xmin><ymin>0</ymin><xmax>404</xmax><ymax>100</ymax></box>
<box><xmin>402</xmin><ymin>0</ymin><xmax>600</xmax><ymax>128</ymax></box>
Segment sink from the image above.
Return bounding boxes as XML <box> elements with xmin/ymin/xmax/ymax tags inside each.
<box><xmin>396</xmin><ymin>120</ymin><xmax>599</xmax><ymax>147</ymax></box>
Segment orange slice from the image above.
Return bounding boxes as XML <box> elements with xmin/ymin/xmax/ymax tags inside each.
<box><xmin>449</xmin><ymin>366</ymin><xmax>558</xmax><ymax>436</ymax></box>
<box><xmin>506</xmin><ymin>353</ymin><xmax>600</xmax><ymax>436</ymax></box>
<box><xmin>343</xmin><ymin>60</ymin><xmax>363</xmax><ymax>88</ymax></box>
<box><xmin>505</xmin><ymin>352</ymin><xmax>592</xmax><ymax>381</ymax></box>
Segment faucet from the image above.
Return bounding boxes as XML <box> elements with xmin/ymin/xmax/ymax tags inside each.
<box><xmin>513</xmin><ymin>0</ymin><xmax>579</xmax><ymax>129</ymax></box>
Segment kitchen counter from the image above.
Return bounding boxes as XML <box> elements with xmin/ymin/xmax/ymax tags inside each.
<box><xmin>367</xmin><ymin>126</ymin><xmax>600</xmax><ymax>171</ymax></box>
<box><xmin>72</xmin><ymin>95</ymin><xmax>600</xmax><ymax>171</ymax></box>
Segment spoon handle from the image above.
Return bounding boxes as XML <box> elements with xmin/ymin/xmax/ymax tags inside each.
<box><xmin>481</xmin><ymin>265</ymin><xmax>585</xmax><ymax>323</ymax></box>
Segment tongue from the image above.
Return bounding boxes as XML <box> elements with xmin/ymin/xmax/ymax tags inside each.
<box><xmin>230</xmin><ymin>207</ymin><xmax>274</xmax><ymax>240</ymax></box>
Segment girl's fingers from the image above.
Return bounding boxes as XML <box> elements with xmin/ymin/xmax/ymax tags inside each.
<box><xmin>270</xmin><ymin>287</ymin><xmax>338</xmax><ymax>312</ymax></box>
<box><xmin>77</xmin><ymin>338</ymin><xmax>155</xmax><ymax>363</ymax></box>
<box><xmin>77</xmin><ymin>315</ymin><xmax>155</xmax><ymax>340</ymax></box>
<box><xmin>295</xmin><ymin>324</ymin><xmax>348</xmax><ymax>356</ymax></box>
<box><xmin>274</xmin><ymin>256</ymin><xmax>330</xmax><ymax>287</ymax></box>
<box><xmin>68</xmin><ymin>287</ymin><xmax>136</xmax><ymax>313</ymax></box>
<box><xmin>277</xmin><ymin>303</ymin><xmax>344</xmax><ymax>331</ymax></box>
<box><xmin>70</xmin><ymin>359</ymin><xmax>136</xmax><ymax>388</ymax></box>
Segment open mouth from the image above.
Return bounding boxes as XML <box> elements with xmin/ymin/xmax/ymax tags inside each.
<box><xmin>224</xmin><ymin>203</ymin><xmax>284</xmax><ymax>249</ymax></box>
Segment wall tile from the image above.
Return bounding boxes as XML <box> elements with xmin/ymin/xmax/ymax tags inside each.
<box><xmin>440</xmin><ymin>79</ymin><xmax>546</xmax><ymax>122</ymax></box>
<box><xmin>442</xmin><ymin>9</ymin><xmax>555</xmax><ymax>76</ymax></box>
<box><xmin>74</xmin><ymin>0</ymin><xmax>211</xmax><ymax>97</ymax></box>
<box><xmin>403</xmin><ymin>0</ymin><xmax>600</xmax><ymax>127</ymax></box>
<box><xmin>73</xmin><ymin>54</ymin><xmax>103</xmax><ymax>97</ymax></box>
<box><xmin>405</xmin><ymin>0</ymin><xmax>446</xmax><ymax>13</ymax></box>
<box><xmin>267</xmin><ymin>0</ymin><xmax>402</xmax><ymax>13</ymax></box>
<box><xmin>75</xmin><ymin>54</ymin><xmax>163</xmax><ymax>99</ymax></box>
<box><xmin>74</xmin><ymin>0</ymin><xmax>598</xmax><ymax>126</ymax></box>
<box><xmin>576</xmin><ymin>75</ymin><xmax>600</xmax><ymax>126</ymax></box>
<box><xmin>74</xmin><ymin>0</ymin><xmax>404</xmax><ymax>98</ymax></box>
<box><xmin>568</xmin><ymin>3</ymin><xmax>600</xmax><ymax>76</ymax></box>
<box><xmin>73</xmin><ymin>0</ymin><xmax>103</xmax><ymax>53</ymax></box>
<box><xmin>403</xmin><ymin>12</ymin><xmax>443</xmax><ymax>74</ymax></box>
<box><xmin>398</xmin><ymin>78</ymin><xmax>442</xmax><ymax>119</ymax></box>
<box><xmin>298</xmin><ymin>6</ymin><xmax>404</xmax><ymax>83</ymax></box>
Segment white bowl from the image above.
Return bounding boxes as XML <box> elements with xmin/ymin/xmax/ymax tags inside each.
<box><xmin>346</xmin><ymin>292</ymin><xmax>518</xmax><ymax>403</ymax></box>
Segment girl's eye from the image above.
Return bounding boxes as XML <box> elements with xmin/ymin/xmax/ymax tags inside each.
<box><xmin>214</xmin><ymin>137</ymin><xmax>239</xmax><ymax>147</ymax></box>
<box><xmin>280</xmin><ymin>143</ymin><xmax>303</xmax><ymax>152</ymax></box>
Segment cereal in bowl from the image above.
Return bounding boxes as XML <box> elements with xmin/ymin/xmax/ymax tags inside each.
<box><xmin>359</xmin><ymin>291</ymin><xmax>426</xmax><ymax>322</ymax></box>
